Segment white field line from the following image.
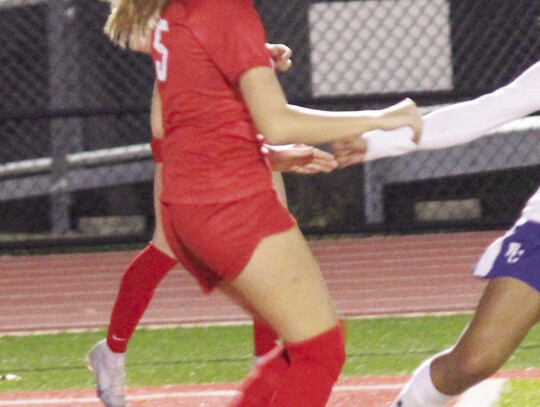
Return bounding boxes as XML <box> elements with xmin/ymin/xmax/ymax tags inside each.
<box><xmin>0</xmin><ymin>311</ymin><xmax>478</xmax><ymax>337</ymax></box>
<box><xmin>454</xmin><ymin>378</ymin><xmax>507</xmax><ymax>407</ymax></box>
<box><xmin>0</xmin><ymin>383</ymin><xmax>404</xmax><ymax>406</ymax></box>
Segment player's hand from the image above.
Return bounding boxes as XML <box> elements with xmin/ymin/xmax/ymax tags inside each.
<box><xmin>331</xmin><ymin>136</ymin><xmax>368</xmax><ymax>168</ymax></box>
<box><xmin>259</xmin><ymin>136</ymin><xmax>338</xmax><ymax>173</ymax></box>
<box><xmin>378</xmin><ymin>98</ymin><xmax>423</xmax><ymax>144</ymax></box>
<box><xmin>266</xmin><ymin>43</ymin><xmax>293</xmax><ymax>72</ymax></box>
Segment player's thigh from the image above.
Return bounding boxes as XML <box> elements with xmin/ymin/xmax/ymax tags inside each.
<box><xmin>152</xmin><ymin>216</ymin><xmax>175</xmax><ymax>259</ymax></box>
<box><xmin>219</xmin><ymin>225</ymin><xmax>338</xmax><ymax>343</ymax></box>
<box><xmin>219</xmin><ymin>284</ymin><xmax>267</xmax><ymax>323</ymax></box>
<box><xmin>453</xmin><ymin>277</ymin><xmax>540</xmax><ymax>363</ymax></box>
<box><xmin>151</xmin><ymin>167</ymin><xmax>176</xmax><ymax>259</ymax></box>
<box><xmin>152</xmin><ymin>227</ymin><xmax>175</xmax><ymax>259</ymax></box>
<box><xmin>271</xmin><ymin>171</ymin><xmax>288</xmax><ymax>208</ymax></box>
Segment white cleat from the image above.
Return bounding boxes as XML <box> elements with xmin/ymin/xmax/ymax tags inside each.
<box><xmin>87</xmin><ymin>339</ymin><xmax>127</xmax><ymax>407</ymax></box>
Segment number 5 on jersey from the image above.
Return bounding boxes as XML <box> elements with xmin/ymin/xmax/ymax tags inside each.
<box><xmin>154</xmin><ymin>19</ymin><xmax>169</xmax><ymax>82</ymax></box>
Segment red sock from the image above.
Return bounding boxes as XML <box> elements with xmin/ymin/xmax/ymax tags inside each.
<box><xmin>230</xmin><ymin>345</ymin><xmax>290</xmax><ymax>407</ymax></box>
<box><xmin>107</xmin><ymin>243</ymin><xmax>177</xmax><ymax>353</ymax></box>
<box><xmin>271</xmin><ymin>324</ymin><xmax>345</xmax><ymax>407</ymax></box>
<box><xmin>253</xmin><ymin>319</ymin><xmax>279</xmax><ymax>357</ymax></box>
<box><xmin>231</xmin><ymin>324</ymin><xmax>345</xmax><ymax>407</ymax></box>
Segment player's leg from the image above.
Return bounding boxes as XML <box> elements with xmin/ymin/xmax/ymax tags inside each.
<box><xmin>87</xmin><ymin>242</ymin><xmax>176</xmax><ymax>407</ymax></box>
<box><xmin>106</xmin><ymin>246</ymin><xmax>176</xmax><ymax>352</ymax></box>
<box><xmin>431</xmin><ymin>277</ymin><xmax>540</xmax><ymax>394</ymax></box>
<box><xmin>160</xmin><ymin>190</ymin><xmax>345</xmax><ymax>407</ymax></box>
<box><xmin>107</xmin><ymin>164</ymin><xmax>177</xmax><ymax>352</ymax></box>
<box><xmin>221</xmin><ymin>224</ymin><xmax>345</xmax><ymax>407</ymax></box>
<box><xmin>391</xmin><ymin>277</ymin><xmax>540</xmax><ymax>407</ymax></box>
<box><xmin>250</xmin><ymin>172</ymin><xmax>290</xmax><ymax>360</ymax></box>
<box><xmin>253</xmin><ymin>318</ymin><xmax>280</xmax><ymax>359</ymax></box>
<box><xmin>88</xmin><ymin>167</ymin><xmax>177</xmax><ymax>407</ymax></box>
<box><xmin>391</xmin><ymin>218</ymin><xmax>540</xmax><ymax>407</ymax></box>
<box><xmin>150</xmin><ymin>164</ymin><xmax>176</xmax><ymax>258</ymax></box>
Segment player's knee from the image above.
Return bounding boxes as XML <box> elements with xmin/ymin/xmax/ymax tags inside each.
<box><xmin>269</xmin><ymin>325</ymin><xmax>345</xmax><ymax>407</ymax></box>
<box><xmin>289</xmin><ymin>324</ymin><xmax>346</xmax><ymax>381</ymax></box>
<box><xmin>461</xmin><ymin>356</ymin><xmax>502</xmax><ymax>383</ymax></box>
<box><xmin>449</xmin><ymin>350</ymin><xmax>504</xmax><ymax>385</ymax></box>
<box><xmin>321</xmin><ymin>327</ymin><xmax>346</xmax><ymax>380</ymax></box>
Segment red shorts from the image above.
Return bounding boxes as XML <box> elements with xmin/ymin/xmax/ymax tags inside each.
<box><xmin>160</xmin><ymin>189</ymin><xmax>296</xmax><ymax>292</ymax></box>
<box><xmin>150</xmin><ymin>138</ymin><xmax>164</xmax><ymax>163</ymax></box>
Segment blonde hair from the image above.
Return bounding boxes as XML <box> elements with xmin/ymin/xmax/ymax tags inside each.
<box><xmin>103</xmin><ymin>0</ymin><xmax>170</xmax><ymax>47</ymax></box>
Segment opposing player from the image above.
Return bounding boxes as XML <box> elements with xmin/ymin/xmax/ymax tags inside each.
<box><xmin>330</xmin><ymin>60</ymin><xmax>540</xmax><ymax>407</ymax></box>
<box><xmin>388</xmin><ymin>64</ymin><xmax>540</xmax><ymax>406</ymax></box>
<box><xmin>329</xmin><ymin>59</ymin><xmax>540</xmax><ymax>406</ymax></box>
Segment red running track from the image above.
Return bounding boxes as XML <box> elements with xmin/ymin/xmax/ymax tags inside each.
<box><xmin>0</xmin><ymin>231</ymin><xmax>503</xmax><ymax>333</ymax></box>
<box><xmin>1</xmin><ymin>370</ymin><xmax>539</xmax><ymax>407</ymax></box>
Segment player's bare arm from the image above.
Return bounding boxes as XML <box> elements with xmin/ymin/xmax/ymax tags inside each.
<box><xmin>240</xmin><ymin>67</ymin><xmax>423</xmax><ymax>146</ymax></box>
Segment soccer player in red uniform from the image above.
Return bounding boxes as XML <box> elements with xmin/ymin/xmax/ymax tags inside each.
<box><xmin>88</xmin><ymin>43</ymin><xmax>339</xmax><ymax>407</ymax></box>
<box><xmin>90</xmin><ymin>1</ymin><xmax>423</xmax><ymax>407</ymax></box>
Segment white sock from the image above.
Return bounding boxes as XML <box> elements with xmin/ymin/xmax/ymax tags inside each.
<box><xmin>364</xmin><ymin>60</ymin><xmax>540</xmax><ymax>161</ymax></box>
<box><xmin>391</xmin><ymin>355</ymin><xmax>456</xmax><ymax>407</ymax></box>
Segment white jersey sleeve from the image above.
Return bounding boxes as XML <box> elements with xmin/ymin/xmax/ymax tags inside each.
<box><xmin>520</xmin><ymin>186</ymin><xmax>540</xmax><ymax>223</ymax></box>
<box><xmin>363</xmin><ymin>61</ymin><xmax>540</xmax><ymax>161</ymax></box>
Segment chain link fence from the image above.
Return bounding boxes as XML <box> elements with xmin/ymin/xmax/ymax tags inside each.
<box><xmin>0</xmin><ymin>0</ymin><xmax>539</xmax><ymax>249</ymax></box>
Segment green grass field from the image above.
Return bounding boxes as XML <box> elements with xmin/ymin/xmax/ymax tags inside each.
<box><xmin>1</xmin><ymin>314</ymin><xmax>539</xmax><ymax>404</ymax></box>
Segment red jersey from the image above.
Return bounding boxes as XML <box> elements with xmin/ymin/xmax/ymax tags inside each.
<box><xmin>152</xmin><ymin>0</ymin><xmax>275</xmax><ymax>204</ymax></box>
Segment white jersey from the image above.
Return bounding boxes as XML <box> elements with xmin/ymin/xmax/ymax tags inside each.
<box><xmin>520</xmin><ymin>186</ymin><xmax>540</xmax><ymax>223</ymax></box>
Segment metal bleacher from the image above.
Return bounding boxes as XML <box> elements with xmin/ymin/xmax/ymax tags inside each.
<box><xmin>364</xmin><ymin>116</ymin><xmax>540</xmax><ymax>226</ymax></box>
<box><xmin>0</xmin><ymin>143</ymin><xmax>154</xmax><ymax>202</ymax></box>
<box><xmin>1</xmin><ymin>114</ymin><xmax>538</xmax><ymax>237</ymax></box>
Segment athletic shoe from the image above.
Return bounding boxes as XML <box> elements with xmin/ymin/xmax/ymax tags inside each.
<box><xmin>87</xmin><ymin>339</ymin><xmax>127</xmax><ymax>407</ymax></box>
